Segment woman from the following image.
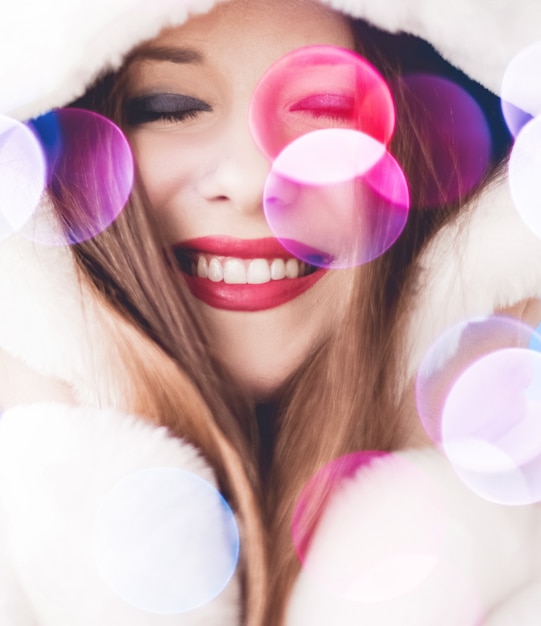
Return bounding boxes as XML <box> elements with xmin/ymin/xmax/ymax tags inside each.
<box><xmin>1</xmin><ymin>0</ymin><xmax>541</xmax><ymax>624</ymax></box>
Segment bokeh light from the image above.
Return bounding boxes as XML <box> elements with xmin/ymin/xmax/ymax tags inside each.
<box><xmin>416</xmin><ymin>316</ymin><xmax>539</xmax><ymax>446</ymax></box>
<box><xmin>25</xmin><ymin>108</ymin><xmax>133</xmax><ymax>245</ymax></box>
<box><xmin>401</xmin><ymin>74</ymin><xmax>492</xmax><ymax>209</ymax></box>
<box><xmin>508</xmin><ymin>115</ymin><xmax>541</xmax><ymax>239</ymax></box>
<box><xmin>249</xmin><ymin>45</ymin><xmax>395</xmax><ymax>160</ymax></box>
<box><xmin>263</xmin><ymin>129</ymin><xmax>409</xmax><ymax>268</ymax></box>
<box><xmin>92</xmin><ymin>467</ymin><xmax>239</xmax><ymax>613</ymax></box>
<box><xmin>442</xmin><ymin>348</ymin><xmax>541</xmax><ymax>505</ymax></box>
<box><xmin>0</xmin><ymin>114</ymin><xmax>46</xmax><ymax>240</ymax></box>
<box><xmin>292</xmin><ymin>451</ymin><xmax>443</xmax><ymax>602</ymax></box>
<box><xmin>529</xmin><ymin>322</ymin><xmax>541</xmax><ymax>352</ymax></box>
<box><xmin>501</xmin><ymin>40</ymin><xmax>541</xmax><ymax>137</ymax></box>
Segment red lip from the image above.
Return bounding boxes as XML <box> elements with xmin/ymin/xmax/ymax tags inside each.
<box><xmin>173</xmin><ymin>236</ymin><xmax>327</xmax><ymax>312</ymax></box>
<box><xmin>175</xmin><ymin>236</ymin><xmax>297</xmax><ymax>258</ymax></box>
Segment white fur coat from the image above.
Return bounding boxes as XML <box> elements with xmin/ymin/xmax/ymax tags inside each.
<box><xmin>1</xmin><ymin>0</ymin><xmax>541</xmax><ymax>624</ymax></box>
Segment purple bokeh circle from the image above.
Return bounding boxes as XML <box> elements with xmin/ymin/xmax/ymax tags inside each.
<box><xmin>442</xmin><ymin>348</ymin><xmax>541</xmax><ymax>505</ymax></box>
<box><xmin>416</xmin><ymin>316</ymin><xmax>540</xmax><ymax>446</ymax></box>
<box><xmin>263</xmin><ymin>129</ymin><xmax>409</xmax><ymax>268</ymax></box>
<box><xmin>402</xmin><ymin>74</ymin><xmax>492</xmax><ymax>209</ymax></box>
<box><xmin>24</xmin><ymin>108</ymin><xmax>134</xmax><ymax>245</ymax></box>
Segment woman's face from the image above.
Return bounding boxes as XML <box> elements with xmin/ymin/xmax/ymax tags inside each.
<box><xmin>124</xmin><ymin>0</ymin><xmax>356</xmax><ymax>401</ymax></box>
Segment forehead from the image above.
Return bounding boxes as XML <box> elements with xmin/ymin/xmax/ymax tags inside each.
<box><xmin>141</xmin><ymin>0</ymin><xmax>354</xmax><ymax>73</ymax></box>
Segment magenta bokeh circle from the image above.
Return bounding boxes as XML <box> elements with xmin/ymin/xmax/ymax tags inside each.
<box><xmin>292</xmin><ymin>451</ymin><xmax>444</xmax><ymax>602</ymax></box>
<box><xmin>249</xmin><ymin>45</ymin><xmax>395</xmax><ymax>160</ymax></box>
<box><xmin>0</xmin><ymin>115</ymin><xmax>46</xmax><ymax>240</ymax></box>
<box><xmin>263</xmin><ymin>129</ymin><xmax>409</xmax><ymax>268</ymax></box>
<box><xmin>24</xmin><ymin>108</ymin><xmax>134</xmax><ymax>245</ymax></box>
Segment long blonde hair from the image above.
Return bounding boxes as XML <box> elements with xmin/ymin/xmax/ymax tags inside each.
<box><xmin>46</xmin><ymin>15</ymin><xmax>511</xmax><ymax>626</ymax></box>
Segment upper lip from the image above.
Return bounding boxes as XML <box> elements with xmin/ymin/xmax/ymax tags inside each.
<box><xmin>172</xmin><ymin>236</ymin><xmax>331</xmax><ymax>265</ymax></box>
<box><xmin>173</xmin><ymin>236</ymin><xmax>293</xmax><ymax>259</ymax></box>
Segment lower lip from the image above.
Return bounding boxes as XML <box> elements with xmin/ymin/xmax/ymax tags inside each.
<box><xmin>181</xmin><ymin>270</ymin><xmax>327</xmax><ymax>311</ymax></box>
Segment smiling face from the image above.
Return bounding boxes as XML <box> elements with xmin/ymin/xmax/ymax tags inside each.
<box><xmin>123</xmin><ymin>0</ymin><xmax>357</xmax><ymax>401</ymax></box>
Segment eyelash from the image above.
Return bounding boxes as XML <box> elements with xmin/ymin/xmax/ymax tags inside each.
<box><xmin>289</xmin><ymin>93</ymin><xmax>355</xmax><ymax>122</ymax></box>
<box><xmin>125</xmin><ymin>93</ymin><xmax>212</xmax><ymax>126</ymax></box>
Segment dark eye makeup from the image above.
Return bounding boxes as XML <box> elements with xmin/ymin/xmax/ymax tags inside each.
<box><xmin>124</xmin><ymin>93</ymin><xmax>212</xmax><ymax>125</ymax></box>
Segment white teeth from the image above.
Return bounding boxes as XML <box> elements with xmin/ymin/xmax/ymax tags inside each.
<box><xmin>270</xmin><ymin>258</ymin><xmax>286</xmax><ymax>280</ymax></box>
<box><xmin>224</xmin><ymin>259</ymin><xmax>247</xmax><ymax>284</ymax></box>
<box><xmin>190</xmin><ymin>255</ymin><xmax>310</xmax><ymax>282</ymax></box>
<box><xmin>208</xmin><ymin>257</ymin><xmax>223</xmax><ymax>282</ymax></box>
<box><xmin>197</xmin><ymin>256</ymin><xmax>208</xmax><ymax>278</ymax></box>
<box><xmin>285</xmin><ymin>258</ymin><xmax>300</xmax><ymax>279</ymax></box>
<box><xmin>247</xmin><ymin>258</ymin><xmax>271</xmax><ymax>284</ymax></box>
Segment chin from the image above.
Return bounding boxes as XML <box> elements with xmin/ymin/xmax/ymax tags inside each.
<box><xmin>198</xmin><ymin>305</ymin><xmax>316</xmax><ymax>403</ymax></box>
<box><xmin>186</xmin><ymin>268</ymin><xmax>353</xmax><ymax>403</ymax></box>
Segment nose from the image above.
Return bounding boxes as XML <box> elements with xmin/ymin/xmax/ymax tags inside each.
<box><xmin>197</xmin><ymin>116</ymin><xmax>271</xmax><ymax>215</ymax></box>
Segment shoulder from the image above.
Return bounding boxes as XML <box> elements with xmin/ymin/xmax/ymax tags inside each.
<box><xmin>287</xmin><ymin>447</ymin><xmax>541</xmax><ymax>625</ymax></box>
<box><xmin>0</xmin><ymin>402</ymin><xmax>241</xmax><ymax>625</ymax></box>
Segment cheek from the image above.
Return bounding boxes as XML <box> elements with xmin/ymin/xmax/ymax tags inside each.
<box><xmin>129</xmin><ymin>133</ymin><xmax>204</xmax><ymax>228</ymax></box>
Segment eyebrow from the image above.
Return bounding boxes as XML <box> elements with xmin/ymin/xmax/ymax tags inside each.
<box><xmin>126</xmin><ymin>45</ymin><xmax>204</xmax><ymax>66</ymax></box>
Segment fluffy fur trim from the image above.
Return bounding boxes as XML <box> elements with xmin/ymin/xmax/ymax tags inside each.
<box><xmin>2</xmin><ymin>0</ymin><xmax>540</xmax><ymax>119</ymax></box>
<box><xmin>0</xmin><ymin>234</ymin><xmax>131</xmax><ymax>408</ymax></box>
<box><xmin>0</xmin><ymin>403</ymin><xmax>240</xmax><ymax>625</ymax></box>
<box><xmin>328</xmin><ymin>0</ymin><xmax>541</xmax><ymax>95</ymax></box>
<box><xmin>286</xmin><ymin>448</ymin><xmax>541</xmax><ymax>625</ymax></box>
<box><xmin>406</xmin><ymin>174</ymin><xmax>541</xmax><ymax>382</ymax></box>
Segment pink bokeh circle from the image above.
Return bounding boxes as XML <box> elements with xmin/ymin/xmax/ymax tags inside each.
<box><xmin>292</xmin><ymin>451</ymin><xmax>444</xmax><ymax>602</ymax></box>
<box><xmin>249</xmin><ymin>45</ymin><xmax>395</xmax><ymax>160</ymax></box>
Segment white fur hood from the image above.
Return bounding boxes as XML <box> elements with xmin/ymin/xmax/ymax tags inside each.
<box><xmin>2</xmin><ymin>0</ymin><xmax>541</xmax><ymax>120</ymax></box>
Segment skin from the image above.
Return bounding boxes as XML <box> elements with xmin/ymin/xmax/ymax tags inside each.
<box><xmin>124</xmin><ymin>0</ymin><xmax>357</xmax><ymax>402</ymax></box>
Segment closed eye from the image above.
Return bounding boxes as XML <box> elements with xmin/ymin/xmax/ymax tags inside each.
<box><xmin>289</xmin><ymin>93</ymin><xmax>355</xmax><ymax>122</ymax></box>
<box><xmin>124</xmin><ymin>93</ymin><xmax>212</xmax><ymax>125</ymax></box>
